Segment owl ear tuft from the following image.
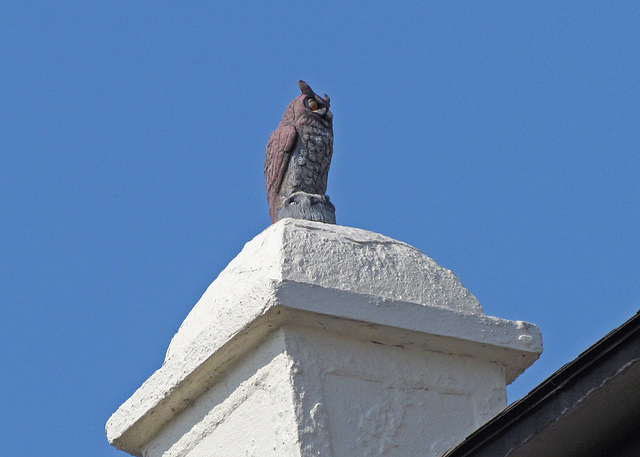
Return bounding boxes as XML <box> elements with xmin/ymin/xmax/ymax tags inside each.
<box><xmin>323</xmin><ymin>93</ymin><xmax>330</xmax><ymax>105</ymax></box>
<box><xmin>298</xmin><ymin>80</ymin><xmax>315</xmax><ymax>97</ymax></box>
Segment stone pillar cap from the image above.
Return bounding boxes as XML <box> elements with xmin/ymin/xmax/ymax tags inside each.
<box><xmin>106</xmin><ymin>219</ymin><xmax>542</xmax><ymax>455</ymax></box>
<box><xmin>166</xmin><ymin>218</ymin><xmax>485</xmax><ymax>359</ymax></box>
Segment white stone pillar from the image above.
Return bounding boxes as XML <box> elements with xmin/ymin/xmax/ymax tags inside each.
<box><xmin>106</xmin><ymin>219</ymin><xmax>542</xmax><ymax>457</ymax></box>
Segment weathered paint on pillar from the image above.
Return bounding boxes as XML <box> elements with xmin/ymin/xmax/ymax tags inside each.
<box><xmin>106</xmin><ymin>219</ymin><xmax>542</xmax><ymax>457</ymax></box>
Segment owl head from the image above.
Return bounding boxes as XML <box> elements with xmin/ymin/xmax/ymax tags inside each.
<box><xmin>284</xmin><ymin>80</ymin><xmax>332</xmax><ymax>127</ymax></box>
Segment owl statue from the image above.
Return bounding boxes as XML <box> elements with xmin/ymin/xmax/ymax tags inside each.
<box><xmin>264</xmin><ymin>80</ymin><xmax>336</xmax><ymax>224</ymax></box>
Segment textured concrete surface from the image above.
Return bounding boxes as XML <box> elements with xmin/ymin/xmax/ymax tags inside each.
<box><xmin>106</xmin><ymin>219</ymin><xmax>542</xmax><ymax>456</ymax></box>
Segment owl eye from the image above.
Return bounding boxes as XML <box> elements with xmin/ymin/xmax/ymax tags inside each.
<box><xmin>308</xmin><ymin>99</ymin><xmax>319</xmax><ymax>111</ymax></box>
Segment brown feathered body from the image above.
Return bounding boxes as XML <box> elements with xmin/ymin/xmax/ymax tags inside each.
<box><xmin>264</xmin><ymin>81</ymin><xmax>333</xmax><ymax>223</ymax></box>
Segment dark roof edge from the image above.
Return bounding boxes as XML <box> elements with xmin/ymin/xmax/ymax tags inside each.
<box><xmin>442</xmin><ymin>310</ymin><xmax>640</xmax><ymax>457</ymax></box>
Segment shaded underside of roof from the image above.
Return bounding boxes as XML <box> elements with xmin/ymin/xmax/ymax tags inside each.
<box><xmin>443</xmin><ymin>310</ymin><xmax>640</xmax><ymax>457</ymax></box>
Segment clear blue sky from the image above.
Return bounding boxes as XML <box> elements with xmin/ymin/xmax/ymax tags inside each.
<box><xmin>2</xmin><ymin>3</ymin><xmax>638</xmax><ymax>456</ymax></box>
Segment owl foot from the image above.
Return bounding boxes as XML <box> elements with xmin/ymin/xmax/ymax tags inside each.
<box><xmin>277</xmin><ymin>192</ymin><xmax>336</xmax><ymax>224</ymax></box>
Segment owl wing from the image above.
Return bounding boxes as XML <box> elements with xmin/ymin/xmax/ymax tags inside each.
<box><xmin>265</xmin><ymin>123</ymin><xmax>297</xmax><ymax>223</ymax></box>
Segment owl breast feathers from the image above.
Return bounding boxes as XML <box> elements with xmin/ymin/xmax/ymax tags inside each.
<box><xmin>264</xmin><ymin>81</ymin><xmax>335</xmax><ymax>224</ymax></box>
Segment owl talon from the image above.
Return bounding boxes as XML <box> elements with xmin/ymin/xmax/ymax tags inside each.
<box><xmin>277</xmin><ymin>192</ymin><xmax>336</xmax><ymax>224</ymax></box>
